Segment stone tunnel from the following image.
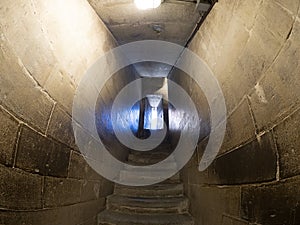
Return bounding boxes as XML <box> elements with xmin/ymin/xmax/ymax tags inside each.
<box><xmin>0</xmin><ymin>0</ymin><xmax>299</xmax><ymax>224</ymax></box>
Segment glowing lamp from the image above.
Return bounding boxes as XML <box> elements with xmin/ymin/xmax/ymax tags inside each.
<box><xmin>134</xmin><ymin>0</ymin><xmax>162</xmax><ymax>10</ymax></box>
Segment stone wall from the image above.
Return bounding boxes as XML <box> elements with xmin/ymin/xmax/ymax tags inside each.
<box><xmin>96</xmin><ymin>67</ymin><xmax>138</xmax><ymax>162</ymax></box>
<box><xmin>0</xmin><ymin>0</ymin><xmax>134</xmax><ymax>224</ymax></box>
<box><xmin>175</xmin><ymin>0</ymin><xmax>300</xmax><ymax>224</ymax></box>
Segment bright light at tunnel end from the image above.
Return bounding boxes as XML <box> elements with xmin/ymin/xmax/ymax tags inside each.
<box><xmin>72</xmin><ymin>40</ymin><xmax>227</xmax><ymax>186</ymax></box>
<box><xmin>134</xmin><ymin>0</ymin><xmax>162</xmax><ymax>10</ymax></box>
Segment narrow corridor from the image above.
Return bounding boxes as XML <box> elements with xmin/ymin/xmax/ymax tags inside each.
<box><xmin>0</xmin><ymin>0</ymin><xmax>299</xmax><ymax>225</ymax></box>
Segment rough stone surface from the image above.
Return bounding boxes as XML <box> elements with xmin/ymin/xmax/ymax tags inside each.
<box><xmin>182</xmin><ymin>152</ymin><xmax>209</xmax><ymax>187</ymax></box>
<box><xmin>81</xmin><ymin>180</ymin><xmax>101</xmax><ymax>202</ymax></box>
<box><xmin>0</xmin><ymin>34</ymin><xmax>54</xmax><ymax>132</ymax></box>
<box><xmin>0</xmin><ymin>199</ymin><xmax>105</xmax><ymax>225</ymax></box>
<box><xmin>68</xmin><ymin>151</ymin><xmax>89</xmax><ymax>180</ymax></box>
<box><xmin>170</xmin><ymin>69</ymin><xmax>211</xmax><ymax>142</ymax></box>
<box><xmin>249</xmin><ymin>18</ymin><xmax>300</xmax><ymax>132</ymax></box>
<box><xmin>0</xmin><ymin>165</ymin><xmax>42</xmax><ymax>210</ymax></box>
<box><xmin>0</xmin><ymin>106</ymin><xmax>19</xmax><ymax>166</ymax></box>
<box><xmin>241</xmin><ymin>177</ymin><xmax>300</xmax><ymax>224</ymax></box>
<box><xmin>221</xmin><ymin>215</ymin><xmax>249</xmax><ymax>225</ymax></box>
<box><xmin>178</xmin><ymin>0</ymin><xmax>300</xmax><ymax>224</ymax></box>
<box><xmin>44</xmin><ymin>69</ymin><xmax>76</xmax><ymax>114</ymax></box>
<box><xmin>0</xmin><ymin>0</ymin><xmax>126</xmax><ymax>224</ymax></box>
<box><xmin>43</xmin><ymin>177</ymin><xmax>82</xmax><ymax>207</ymax></box>
<box><xmin>211</xmin><ymin>132</ymin><xmax>277</xmax><ymax>185</ymax></box>
<box><xmin>80</xmin><ymin>217</ymin><xmax>97</xmax><ymax>225</ymax></box>
<box><xmin>274</xmin><ymin>108</ymin><xmax>300</xmax><ymax>179</ymax></box>
<box><xmin>220</xmin><ymin>99</ymin><xmax>256</xmax><ymax>154</ymax></box>
<box><xmin>32</xmin><ymin>0</ymin><xmax>117</xmax><ymax>84</ymax></box>
<box><xmin>95</xmin><ymin>69</ymin><xmax>137</xmax><ymax>163</ymax></box>
<box><xmin>188</xmin><ymin>185</ymin><xmax>241</xmax><ymax>225</ymax></box>
<box><xmin>0</xmin><ymin>0</ymin><xmax>57</xmax><ymax>86</ymax></box>
<box><xmin>68</xmin><ymin>150</ymin><xmax>104</xmax><ymax>181</ymax></box>
<box><xmin>47</xmin><ymin>104</ymin><xmax>76</xmax><ymax>148</ymax></box>
<box><xmin>99</xmin><ymin>178</ymin><xmax>114</xmax><ymax>198</ymax></box>
<box><xmin>16</xmin><ymin>125</ymin><xmax>71</xmax><ymax>177</ymax></box>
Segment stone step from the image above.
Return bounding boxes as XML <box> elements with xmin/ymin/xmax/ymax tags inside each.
<box><xmin>114</xmin><ymin>183</ymin><xmax>184</xmax><ymax>198</ymax></box>
<box><xmin>98</xmin><ymin>210</ymin><xmax>194</xmax><ymax>225</ymax></box>
<box><xmin>130</xmin><ymin>150</ymin><xmax>171</xmax><ymax>157</ymax></box>
<box><xmin>128</xmin><ymin>153</ymin><xmax>173</xmax><ymax>164</ymax></box>
<box><xmin>107</xmin><ymin>195</ymin><xmax>189</xmax><ymax>214</ymax></box>
<box><xmin>119</xmin><ymin>170</ymin><xmax>180</xmax><ymax>184</ymax></box>
<box><xmin>124</xmin><ymin>161</ymin><xmax>178</xmax><ymax>171</ymax></box>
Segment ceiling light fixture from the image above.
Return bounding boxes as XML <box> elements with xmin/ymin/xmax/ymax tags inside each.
<box><xmin>134</xmin><ymin>0</ymin><xmax>162</xmax><ymax>10</ymax></box>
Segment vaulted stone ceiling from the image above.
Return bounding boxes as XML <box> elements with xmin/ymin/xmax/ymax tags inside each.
<box><xmin>88</xmin><ymin>0</ymin><xmax>212</xmax><ymax>45</ymax></box>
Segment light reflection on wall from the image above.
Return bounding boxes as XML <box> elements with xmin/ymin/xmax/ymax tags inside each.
<box><xmin>130</xmin><ymin>101</ymin><xmax>140</xmax><ymax>134</ymax></box>
<box><xmin>96</xmin><ymin>98</ymin><xmax>140</xmax><ymax>148</ymax></box>
<box><xmin>144</xmin><ymin>95</ymin><xmax>164</xmax><ymax>130</ymax></box>
<box><xmin>168</xmin><ymin>104</ymin><xmax>184</xmax><ymax>131</ymax></box>
<box><xmin>98</xmin><ymin>102</ymin><xmax>140</xmax><ymax>135</ymax></box>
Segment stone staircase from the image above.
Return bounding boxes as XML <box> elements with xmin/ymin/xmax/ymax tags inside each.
<box><xmin>98</xmin><ymin>144</ymin><xmax>194</xmax><ymax>225</ymax></box>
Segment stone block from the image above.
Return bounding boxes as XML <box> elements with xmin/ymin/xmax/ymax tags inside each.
<box><xmin>0</xmin><ymin>0</ymin><xmax>57</xmax><ymax>85</ymax></box>
<box><xmin>46</xmin><ymin>141</ymin><xmax>71</xmax><ymax>178</ymax></box>
<box><xmin>16</xmin><ymin>125</ymin><xmax>70</xmax><ymax>177</ymax></box>
<box><xmin>248</xmin><ymin>20</ymin><xmax>300</xmax><ymax>131</ymax></box>
<box><xmin>259</xmin><ymin>0</ymin><xmax>294</xmax><ymax>41</ymax></box>
<box><xmin>68</xmin><ymin>151</ymin><xmax>89</xmax><ymax>180</ymax></box>
<box><xmin>47</xmin><ymin>104</ymin><xmax>76</xmax><ymax>148</ymax></box>
<box><xmin>32</xmin><ymin>0</ymin><xmax>115</xmax><ymax>84</ymax></box>
<box><xmin>68</xmin><ymin>151</ymin><xmax>103</xmax><ymax>181</ymax></box>
<box><xmin>211</xmin><ymin>132</ymin><xmax>277</xmax><ymax>185</ymax></box>
<box><xmin>234</xmin><ymin>0</ymin><xmax>263</xmax><ymax>30</ymax></box>
<box><xmin>81</xmin><ymin>180</ymin><xmax>101</xmax><ymax>202</ymax></box>
<box><xmin>44</xmin><ymin>69</ymin><xmax>76</xmax><ymax>114</ymax></box>
<box><xmin>241</xmin><ymin>176</ymin><xmax>300</xmax><ymax>224</ymax></box>
<box><xmin>273</xmin><ymin>0</ymin><xmax>300</xmax><ymax>15</ymax></box>
<box><xmin>0</xmin><ymin>34</ymin><xmax>54</xmax><ymax>132</ymax></box>
<box><xmin>213</xmin><ymin>22</ymin><xmax>250</xmax><ymax>111</ymax></box>
<box><xmin>0</xmin><ymin>199</ymin><xmax>105</xmax><ymax>225</ymax></box>
<box><xmin>99</xmin><ymin>178</ymin><xmax>114</xmax><ymax>198</ymax></box>
<box><xmin>220</xmin><ymin>99</ymin><xmax>256</xmax><ymax>154</ymax></box>
<box><xmin>0</xmin><ymin>106</ymin><xmax>19</xmax><ymax>166</ymax></box>
<box><xmin>190</xmin><ymin>82</ymin><xmax>211</xmax><ymax>141</ymax></box>
<box><xmin>43</xmin><ymin>177</ymin><xmax>82</xmax><ymax>207</ymax></box>
<box><xmin>222</xmin><ymin>215</ymin><xmax>249</xmax><ymax>225</ymax></box>
<box><xmin>274</xmin><ymin>108</ymin><xmax>300</xmax><ymax>178</ymax></box>
<box><xmin>79</xmin><ymin>217</ymin><xmax>97</xmax><ymax>225</ymax></box>
<box><xmin>203</xmin><ymin>0</ymin><xmax>294</xmax><ymax>115</ymax></box>
<box><xmin>188</xmin><ymin>185</ymin><xmax>241</xmax><ymax>225</ymax></box>
<box><xmin>0</xmin><ymin>165</ymin><xmax>42</xmax><ymax>210</ymax></box>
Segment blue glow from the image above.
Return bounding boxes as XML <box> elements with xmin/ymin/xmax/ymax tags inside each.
<box><xmin>96</xmin><ymin>100</ymin><xmax>140</xmax><ymax>137</ymax></box>
<box><xmin>168</xmin><ymin>103</ymin><xmax>183</xmax><ymax>131</ymax></box>
<box><xmin>144</xmin><ymin>95</ymin><xmax>164</xmax><ymax>130</ymax></box>
<box><xmin>130</xmin><ymin>102</ymin><xmax>140</xmax><ymax>134</ymax></box>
